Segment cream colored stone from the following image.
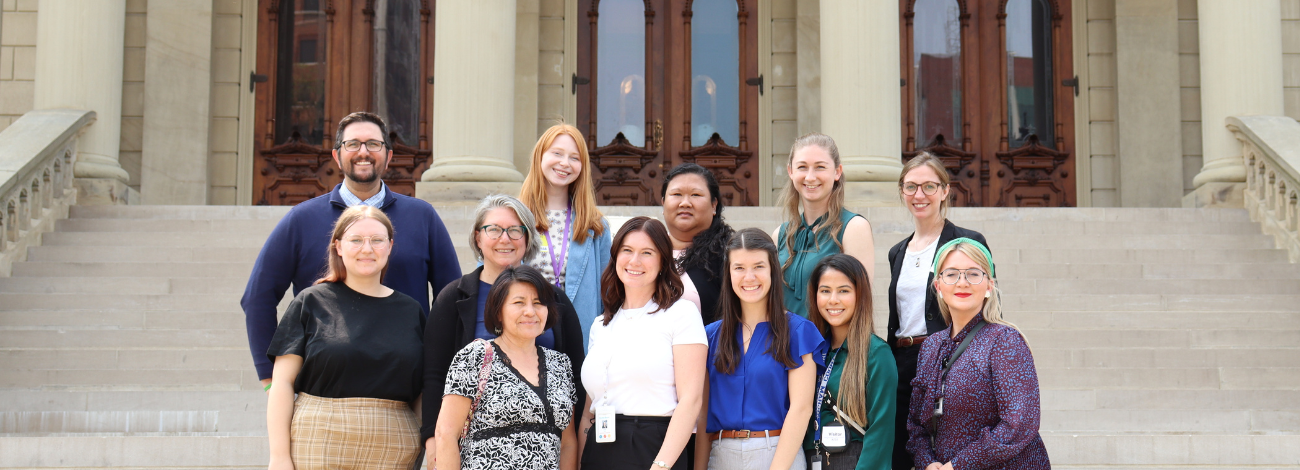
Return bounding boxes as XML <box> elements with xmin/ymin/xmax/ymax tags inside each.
<box><xmin>1182</xmin><ymin>181</ymin><xmax>1244</xmax><ymax>207</ymax></box>
<box><xmin>125</xmin><ymin>0</ymin><xmax>144</xmax><ymax>13</ymax></box>
<box><xmin>119</xmin><ymin>116</ymin><xmax>142</xmax><ymax>152</ymax></box>
<box><xmin>417</xmin><ymin>181</ymin><xmax>524</xmax><ymax>202</ymax></box>
<box><xmin>0</xmin><ymin>47</ymin><xmax>11</xmax><ymax>80</ymax></box>
<box><xmin>771</xmin><ymin>86</ymin><xmax>795</xmax><ymax>121</ymax></box>
<box><xmin>773</xmin><ymin>0</ymin><xmax>795</xmax><ymax>19</ymax></box>
<box><xmin>121</xmin><ymin>82</ymin><xmax>143</xmax><ymax>116</ymax></box>
<box><xmin>209</xmin><ymin>152</ymin><xmax>237</xmax><ymax>187</ymax></box>
<box><xmin>1285</xmin><ymin>54</ymin><xmax>1300</xmax><ymax>86</ymax></box>
<box><xmin>514</xmin><ymin>0</ymin><xmax>539</xmax><ymax>174</ymax></box>
<box><xmin>1088</xmin><ymin>21</ymin><xmax>1116</xmax><ymax>55</ymax></box>
<box><xmin>212</xmin><ymin>15</ymin><xmax>241</xmax><ymax>50</ymax></box>
<box><xmin>0</xmin><ymin>116</ymin><xmax>10</xmax><ymax>132</ymax></box>
<box><xmin>2</xmin><ymin>0</ymin><xmax>14</xmax><ymax>11</ymax></box>
<box><xmin>1089</xmin><ymin>121</ymin><xmax>1116</xmax><ymax>155</ymax></box>
<box><xmin>771</xmin><ymin>52</ymin><xmax>796</xmax><ymax>87</ymax></box>
<box><xmin>140</xmin><ymin>0</ymin><xmax>212</xmax><ymax>205</ymax></box>
<box><xmin>211</xmin><ymin>49</ymin><xmax>241</xmax><ymax>84</ymax></box>
<box><xmin>2</xmin><ymin>12</ymin><xmax>35</xmax><ymax>46</ymax></box>
<box><xmin>10</xmin><ymin>46</ymin><xmax>31</xmax><ymax>80</ymax></box>
<box><xmin>1177</xmin><ymin>0</ymin><xmax>1197</xmax><ymax>19</ymax></box>
<box><xmin>538</xmin><ymin>51</ymin><xmax>563</xmax><ymax>85</ymax></box>
<box><xmin>209</xmin><ymin>186</ymin><xmax>236</xmax><ymax>205</ymax></box>
<box><xmin>539</xmin><ymin>17</ymin><xmax>562</xmax><ymax>50</ymax></box>
<box><xmin>537</xmin><ymin>85</ymin><xmax>564</xmax><ymax>120</ymax></box>
<box><xmin>0</xmin><ymin>79</ymin><xmax>31</xmax><ymax>115</ymax></box>
<box><xmin>771</xmin><ymin>120</ymin><xmax>796</xmax><ymax>156</ymax></box>
<box><xmin>1180</xmin><ymin>88</ymin><xmax>1200</xmax><ymax>121</ymax></box>
<box><xmin>540</xmin><ymin>0</ymin><xmax>563</xmax><ymax>16</ymax></box>
<box><xmin>75</xmin><ymin>178</ymin><xmax>139</xmax><ymax>205</ymax></box>
<box><xmin>1088</xmin><ymin>54</ymin><xmax>1116</xmax><ymax>87</ymax></box>
<box><xmin>122</xmin><ymin>48</ymin><xmax>145</xmax><ymax>82</ymax></box>
<box><xmin>796</xmin><ymin>0</ymin><xmax>818</xmax><ymax>134</ymax></box>
<box><xmin>1181</xmin><ymin>121</ymin><xmax>1202</xmax><ymax>154</ymax></box>
<box><xmin>1089</xmin><ymin>0</ymin><xmax>1116</xmax><ymax>20</ymax></box>
<box><xmin>211</xmin><ymin>83</ymin><xmax>239</xmax><ymax>118</ymax></box>
<box><xmin>1179</xmin><ymin>54</ymin><xmax>1199</xmax><ymax>87</ymax></box>
<box><xmin>1284</xmin><ymin>19</ymin><xmax>1300</xmax><ymax>52</ymax></box>
<box><xmin>1178</xmin><ymin>20</ymin><xmax>1199</xmax><ymax>53</ymax></box>
<box><xmin>119</xmin><ymin>150</ymin><xmax>140</xmax><ymax>185</ymax></box>
<box><xmin>772</xmin><ymin>19</ymin><xmax>795</xmax><ymax>54</ymax></box>
<box><xmin>210</xmin><ymin>118</ymin><xmax>237</xmax><ymax>153</ymax></box>
<box><xmin>1089</xmin><ymin>87</ymin><xmax>1117</xmax><ymax>121</ymax></box>
<box><xmin>1285</xmin><ymin>87</ymin><xmax>1300</xmax><ymax>121</ymax></box>
<box><xmin>1091</xmin><ymin>154</ymin><xmax>1117</xmax><ymax>189</ymax></box>
<box><xmin>1091</xmin><ymin>188</ymin><xmax>1118</xmax><ymax>206</ymax></box>
<box><xmin>1182</xmin><ymin>155</ymin><xmax>1200</xmax><ymax>191</ymax></box>
<box><xmin>214</xmin><ymin>0</ymin><xmax>240</xmax><ymax>15</ymax></box>
<box><xmin>1285</xmin><ymin>0</ymin><xmax>1300</xmax><ymax>20</ymax></box>
<box><xmin>124</xmin><ymin>14</ymin><xmax>145</xmax><ymax>48</ymax></box>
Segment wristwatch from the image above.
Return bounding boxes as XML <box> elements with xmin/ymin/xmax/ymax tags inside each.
<box><xmin>653</xmin><ymin>461</ymin><xmax>670</xmax><ymax>468</ymax></box>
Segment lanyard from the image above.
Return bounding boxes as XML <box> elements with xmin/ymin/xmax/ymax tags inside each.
<box><xmin>813</xmin><ymin>345</ymin><xmax>843</xmax><ymax>443</ymax></box>
<box><xmin>544</xmin><ymin>202</ymin><xmax>573</xmax><ymax>289</ymax></box>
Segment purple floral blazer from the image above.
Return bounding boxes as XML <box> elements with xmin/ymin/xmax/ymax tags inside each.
<box><xmin>906</xmin><ymin>318</ymin><xmax>1050</xmax><ymax>470</ymax></box>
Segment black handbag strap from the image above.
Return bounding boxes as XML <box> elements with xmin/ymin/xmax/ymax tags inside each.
<box><xmin>940</xmin><ymin>321</ymin><xmax>985</xmax><ymax>385</ymax></box>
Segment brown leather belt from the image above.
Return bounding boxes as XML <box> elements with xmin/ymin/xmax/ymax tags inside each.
<box><xmin>710</xmin><ymin>429</ymin><xmax>781</xmax><ymax>440</ymax></box>
<box><xmin>895</xmin><ymin>335</ymin><xmax>928</xmax><ymax>348</ymax></box>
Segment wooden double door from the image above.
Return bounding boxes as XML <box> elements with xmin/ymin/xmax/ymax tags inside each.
<box><xmin>901</xmin><ymin>0</ymin><xmax>1077</xmax><ymax>207</ymax></box>
<box><xmin>576</xmin><ymin>0</ymin><xmax>762</xmax><ymax>206</ymax></box>
<box><xmin>251</xmin><ymin>0</ymin><xmax>434</xmax><ymax>205</ymax></box>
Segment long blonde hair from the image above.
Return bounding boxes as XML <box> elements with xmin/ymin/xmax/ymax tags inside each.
<box><xmin>807</xmin><ymin>254</ymin><xmax>876</xmax><ymax>427</ymax></box>
<box><xmin>932</xmin><ymin>241</ymin><xmax>1022</xmax><ymax>337</ymax></box>
<box><xmin>778</xmin><ymin>132</ymin><xmax>847</xmax><ymax>270</ymax></box>
<box><xmin>519</xmin><ymin>123</ymin><xmax>605</xmax><ymax>243</ymax></box>
<box><xmin>316</xmin><ymin>206</ymin><xmax>395</xmax><ymax>285</ymax></box>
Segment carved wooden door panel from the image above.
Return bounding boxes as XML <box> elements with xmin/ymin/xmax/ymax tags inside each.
<box><xmin>900</xmin><ymin>0</ymin><xmax>1075</xmax><ymax>207</ymax></box>
<box><xmin>576</xmin><ymin>0</ymin><xmax>761</xmax><ymax>206</ymax></box>
<box><xmin>252</xmin><ymin>0</ymin><xmax>433</xmax><ymax>205</ymax></box>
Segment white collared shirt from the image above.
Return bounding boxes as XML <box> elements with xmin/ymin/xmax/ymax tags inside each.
<box><xmin>339</xmin><ymin>182</ymin><xmax>388</xmax><ymax>208</ymax></box>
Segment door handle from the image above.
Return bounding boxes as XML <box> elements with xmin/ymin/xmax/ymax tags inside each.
<box><xmin>653</xmin><ymin>119</ymin><xmax>664</xmax><ymax>150</ymax></box>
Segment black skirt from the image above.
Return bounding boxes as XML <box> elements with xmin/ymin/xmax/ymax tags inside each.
<box><xmin>581</xmin><ymin>415</ymin><xmax>686</xmax><ymax>470</ymax></box>
<box><xmin>808</xmin><ymin>441</ymin><xmax>865</xmax><ymax>470</ymax></box>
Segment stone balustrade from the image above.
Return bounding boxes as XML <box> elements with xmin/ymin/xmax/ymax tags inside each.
<box><xmin>0</xmin><ymin>109</ymin><xmax>95</xmax><ymax>276</ymax></box>
<box><xmin>1228</xmin><ymin>115</ymin><xmax>1300</xmax><ymax>262</ymax></box>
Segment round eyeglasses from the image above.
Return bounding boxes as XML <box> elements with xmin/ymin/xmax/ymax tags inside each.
<box><xmin>343</xmin><ymin>236</ymin><xmax>390</xmax><ymax>250</ymax></box>
<box><xmin>479</xmin><ymin>224</ymin><xmax>527</xmax><ymax>241</ymax></box>
<box><xmin>338</xmin><ymin>140</ymin><xmax>387</xmax><ymax>152</ymax></box>
<box><xmin>938</xmin><ymin>268</ymin><xmax>987</xmax><ymax>285</ymax></box>
<box><xmin>902</xmin><ymin>181</ymin><xmax>944</xmax><ymax>196</ymax></box>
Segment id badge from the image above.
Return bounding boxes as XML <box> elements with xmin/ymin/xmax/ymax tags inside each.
<box><xmin>823</xmin><ymin>423</ymin><xmax>848</xmax><ymax>449</ymax></box>
<box><xmin>810</xmin><ymin>453</ymin><xmax>822</xmax><ymax>470</ymax></box>
<box><xmin>594</xmin><ymin>403</ymin><xmax>616</xmax><ymax>443</ymax></box>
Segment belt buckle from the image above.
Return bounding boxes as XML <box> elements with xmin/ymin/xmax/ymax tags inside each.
<box><xmin>737</xmin><ymin>430</ymin><xmax>751</xmax><ymax>439</ymax></box>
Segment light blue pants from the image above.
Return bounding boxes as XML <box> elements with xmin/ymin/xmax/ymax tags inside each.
<box><xmin>707</xmin><ymin>435</ymin><xmax>808</xmax><ymax>470</ymax></box>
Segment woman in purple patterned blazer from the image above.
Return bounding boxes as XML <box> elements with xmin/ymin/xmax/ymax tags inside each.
<box><xmin>905</xmin><ymin>238</ymin><xmax>1049</xmax><ymax>470</ymax></box>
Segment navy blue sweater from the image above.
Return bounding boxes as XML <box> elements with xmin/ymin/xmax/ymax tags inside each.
<box><xmin>241</xmin><ymin>184</ymin><xmax>462</xmax><ymax>380</ymax></box>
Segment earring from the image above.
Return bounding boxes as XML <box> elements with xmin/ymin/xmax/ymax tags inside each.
<box><xmin>936</xmin><ymin>292</ymin><xmax>943</xmax><ymax>299</ymax></box>
<box><xmin>985</xmin><ymin>290</ymin><xmax>991</xmax><ymax>298</ymax></box>
<box><xmin>493</xmin><ymin>327</ymin><xmax>502</xmax><ymax>335</ymax></box>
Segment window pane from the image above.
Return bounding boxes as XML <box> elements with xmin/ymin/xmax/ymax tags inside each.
<box><xmin>690</xmin><ymin>0</ymin><xmax>739</xmax><ymax>147</ymax></box>
<box><xmin>597</xmin><ymin>0</ymin><xmax>646</xmax><ymax>147</ymax></box>
<box><xmin>1005</xmin><ymin>0</ymin><xmax>1054</xmax><ymax>147</ymax></box>
<box><xmin>912</xmin><ymin>0</ymin><xmax>962</xmax><ymax>146</ymax></box>
<box><xmin>373</xmin><ymin>0</ymin><xmax>422</xmax><ymax>147</ymax></box>
<box><xmin>275</xmin><ymin>0</ymin><xmax>328</xmax><ymax>146</ymax></box>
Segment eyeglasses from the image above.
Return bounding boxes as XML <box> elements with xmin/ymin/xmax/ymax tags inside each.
<box><xmin>938</xmin><ymin>268</ymin><xmax>987</xmax><ymax>285</ymax></box>
<box><xmin>479</xmin><ymin>224</ymin><xmax>527</xmax><ymax>241</ymax></box>
<box><xmin>342</xmin><ymin>236</ymin><xmax>390</xmax><ymax>250</ymax></box>
<box><xmin>338</xmin><ymin>140</ymin><xmax>387</xmax><ymax>152</ymax></box>
<box><xmin>902</xmin><ymin>181</ymin><xmax>944</xmax><ymax>196</ymax></box>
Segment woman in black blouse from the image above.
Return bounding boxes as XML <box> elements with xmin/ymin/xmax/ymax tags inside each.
<box><xmin>423</xmin><ymin>194</ymin><xmax>586</xmax><ymax>448</ymax></box>
<box><xmin>661</xmin><ymin>163</ymin><xmax>735</xmax><ymax>324</ymax></box>
<box><xmin>266</xmin><ymin>206</ymin><xmax>425</xmax><ymax>470</ymax></box>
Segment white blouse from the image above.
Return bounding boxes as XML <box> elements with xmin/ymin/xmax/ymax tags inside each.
<box><xmin>896</xmin><ymin>237</ymin><xmax>939</xmax><ymax>338</ymax></box>
<box><xmin>581</xmin><ymin>299</ymin><xmax>708</xmax><ymax>416</ymax></box>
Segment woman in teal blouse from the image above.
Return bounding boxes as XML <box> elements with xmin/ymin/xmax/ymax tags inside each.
<box><xmin>803</xmin><ymin>254</ymin><xmax>897</xmax><ymax>470</ymax></box>
<box><xmin>775</xmin><ymin>133</ymin><xmax>875</xmax><ymax>318</ymax></box>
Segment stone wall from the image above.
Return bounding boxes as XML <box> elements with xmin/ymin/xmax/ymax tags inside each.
<box><xmin>770</xmin><ymin>0</ymin><xmax>798</xmax><ymax>203</ymax></box>
<box><xmin>0</xmin><ymin>0</ymin><xmax>36</xmax><ymax>133</ymax></box>
<box><xmin>1285</xmin><ymin>0</ymin><xmax>1300</xmax><ymax>119</ymax></box>
<box><xmin>121</xmin><ymin>0</ymin><xmax>145</xmax><ymax>193</ymax></box>
<box><xmin>1178</xmin><ymin>0</ymin><xmax>1200</xmax><ymax>196</ymax></box>
<box><xmin>209</xmin><ymin>0</ymin><xmax>245</xmax><ymax>205</ymax></box>
<box><xmin>1083</xmin><ymin>0</ymin><xmax>1118</xmax><ymax>206</ymax></box>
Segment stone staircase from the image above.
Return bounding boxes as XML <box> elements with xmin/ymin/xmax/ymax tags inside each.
<box><xmin>0</xmin><ymin>204</ymin><xmax>1297</xmax><ymax>468</ymax></box>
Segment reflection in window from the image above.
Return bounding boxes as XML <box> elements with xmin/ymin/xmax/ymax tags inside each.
<box><xmin>373</xmin><ymin>0</ymin><xmax>422</xmax><ymax>147</ymax></box>
<box><xmin>274</xmin><ymin>0</ymin><xmax>327</xmax><ymax>145</ymax></box>
<box><xmin>690</xmin><ymin>0</ymin><xmax>739</xmax><ymax>147</ymax></box>
<box><xmin>913</xmin><ymin>0</ymin><xmax>961</xmax><ymax>147</ymax></box>
<box><xmin>1005</xmin><ymin>0</ymin><xmax>1053</xmax><ymax>147</ymax></box>
<box><xmin>597</xmin><ymin>0</ymin><xmax>646</xmax><ymax>147</ymax></box>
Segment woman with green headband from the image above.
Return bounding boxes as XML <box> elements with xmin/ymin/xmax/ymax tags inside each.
<box><xmin>885</xmin><ymin>152</ymin><xmax>988</xmax><ymax>469</ymax></box>
<box><xmin>905</xmin><ymin>238</ymin><xmax>1049</xmax><ymax>470</ymax></box>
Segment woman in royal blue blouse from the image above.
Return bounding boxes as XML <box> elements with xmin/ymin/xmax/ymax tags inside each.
<box><xmin>696</xmin><ymin>228</ymin><xmax>827</xmax><ymax>470</ymax></box>
<box><xmin>906</xmin><ymin>239</ymin><xmax>1049</xmax><ymax>470</ymax></box>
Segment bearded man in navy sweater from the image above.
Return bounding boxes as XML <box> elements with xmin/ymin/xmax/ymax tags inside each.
<box><xmin>240</xmin><ymin>112</ymin><xmax>462</xmax><ymax>390</ymax></box>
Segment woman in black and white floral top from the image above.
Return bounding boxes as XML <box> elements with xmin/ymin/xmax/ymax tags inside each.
<box><xmin>432</xmin><ymin>266</ymin><xmax>578</xmax><ymax>470</ymax></box>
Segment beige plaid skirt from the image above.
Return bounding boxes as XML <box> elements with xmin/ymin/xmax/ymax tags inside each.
<box><xmin>290</xmin><ymin>392</ymin><xmax>421</xmax><ymax>470</ymax></box>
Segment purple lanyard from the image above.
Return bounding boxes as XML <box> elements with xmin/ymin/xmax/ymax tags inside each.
<box><xmin>545</xmin><ymin>202</ymin><xmax>573</xmax><ymax>288</ymax></box>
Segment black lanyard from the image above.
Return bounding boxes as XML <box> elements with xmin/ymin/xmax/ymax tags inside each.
<box><xmin>930</xmin><ymin>320</ymin><xmax>985</xmax><ymax>446</ymax></box>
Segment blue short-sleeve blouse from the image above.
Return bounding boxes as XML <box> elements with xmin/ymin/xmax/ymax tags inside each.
<box><xmin>705</xmin><ymin>312</ymin><xmax>828</xmax><ymax>433</ymax></box>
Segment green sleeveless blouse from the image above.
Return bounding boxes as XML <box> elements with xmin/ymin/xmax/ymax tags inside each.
<box><xmin>777</xmin><ymin>209</ymin><xmax>860</xmax><ymax>318</ymax></box>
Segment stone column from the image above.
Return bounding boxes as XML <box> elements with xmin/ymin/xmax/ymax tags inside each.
<box><xmin>140</xmin><ymin>0</ymin><xmax>212</xmax><ymax>205</ymax></box>
<box><xmin>418</xmin><ymin>0</ymin><xmax>525</xmax><ymax>202</ymax></box>
<box><xmin>34</xmin><ymin>0</ymin><xmax>135</xmax><ymax>204</ymax></box>
<box><xmin>819</xmin><ymin>0</ymin><xmax>902</xmax><ymax>206</ymax></box>
<box><xmin>1186</xmin><ymin>0</ymin><xmax>1283</xmax><ymax>208</ymax></box>
<box><xmin>1115</xmin><ymin>0</ymin><xmax>1182</xmax><ymax>207</ymax></box>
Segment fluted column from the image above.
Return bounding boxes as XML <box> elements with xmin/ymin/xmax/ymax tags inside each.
<box><xmin>34</xmin><ymin>0</ymin><xmax>134</xmax><ymax>204</ymax></box>
<box><xmin>819</xmin><ymin>0</ymin><xmax>903</xmax><ymax>206</ymax></box>
<box><xmin>418</xmin><ymin>0</ymin><xmax>525</xmax><ymax>202</ymax></box>
<box><xmin>1186</xmin><ymin>0</ymin><xmax>1283</xmax><ymax>207</ymax></box>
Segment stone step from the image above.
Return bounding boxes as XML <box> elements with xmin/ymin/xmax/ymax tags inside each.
<box><xmin>1037</xmin><ymin>367</ymin><xmax>1300</xmax><ymax>390</ymax></box>
<box><xmin>69</xmin><ymin>205</ymin><xmax>291</xmax><ymax>220</ymax></box>
<box><xmin>1043</xmin><ymin>389</ymin><xmax>1300</xmax><ymax>411</ymax></box>
<box><xmin>1016</xmin><ymin>311</ymin><xmax>1300</xmax><ymax>330</ymax></box>
<box><xmin>1021</xmin><ymin>328</ymin><xmax>1300</xmax><ymax>349</ymax></box>
<box><xmin>0</xmin><ymin>310</ymin><xmax>246</xmax><ymax>330</ymax></box>
<box><xmin>25</xmin><ymin>245</ymin><xmax>262</xmax><ymax>263</ymax></box>
<box><xmin>999</xmin><ymin>262</ymin><xmax>1300</xmax><ymax>279</ymax></box>
<box><xmin>1034</xmin><ymin>347</ymin><xmax>1300</xmax><ymax>369</ymax></box>
<box><xmin>0</xmin><ymin>349</ymin><xmax>252</xmax><ymax>371</ymax></box>
<box><xmin>1013</xmin><ymin>247</ymin><xmax>1291</xmax><ymax>264</ymax></box>
<box><xmin>55</xmin><ymin>218</ymin><xmax>279</xmax><ymax>234</ymax></box>
<box><xmin>0</xmin><ymin>277</ymin><xmax>247</xmax><ymax>295</ymax></box>
<box><xmin>1011</xmin><ymin>278</ymin><xmax>1300</xmax><ymax>295</ymax></box>
<box><xmin>1041</xmin><ymin>432</ymin><xmax>1300</xmax><ymax>467</ymax></box>
<box><xmin>1007</xmin><ymin>294</ymin><xmax>1300</xmax><ymax>312</ymax></box>
<box><xmin>1040</xmin><ymin>409</ymin><xmax>1300</xmax><ymax>433</ymax></box>
<box><xmin>0</xmin><ymin>435</ymin><xmax>270</xmax><ymax>467</ymax></box>
<box><xmin>0</xmin><ymin>411</ymin><xmax>224</xmax><ymax>434</ymax></box>
<box><xmin>0</xmin><ymin>328</ymin><xmax>246</xmax><ymax>349</ymax></box>
<box><xmin>0</xmin><ymin>368</ymin><xmax>255</xmax><ymax>391</ymax></box>
<box><xmin>0</xmin><ymin>293</ymin><xmax>241</xmax><ymax>311</ymax></box>
<box><xmin>12</xmin><ymin>262</ymin><xmax>254</xmax><ymax>278</ymax></box>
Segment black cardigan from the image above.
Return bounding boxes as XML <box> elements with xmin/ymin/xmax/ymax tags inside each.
<box><xmin>886</xmin><ymin>219</ymin><xmax>989</xmax><ymax>347</ymax></box>
<box><xmin>420</xmin><ymin>266</ymin><xmax>587</xmax><ymax>442</ymax></box>
<box><xmin>685</xmin><ymin>264</ymin><xmax>723</xmax><ymax>325</ymax></box>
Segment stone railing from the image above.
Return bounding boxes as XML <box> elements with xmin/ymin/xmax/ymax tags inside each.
<box><xmin>0</xmin><ymin>109</ymin><xmax>96</xmax><ymax>276</ymax></box>
<box><xmin>1228</xmin><ymin>115</ymin><xmax>1300</xmax><ymax>262</ymax></box>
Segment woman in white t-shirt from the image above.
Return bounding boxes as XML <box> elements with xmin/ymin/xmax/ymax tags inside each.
<box><xmin>579</xmin><ymin>216</ymin><xmax>708</xmax><ymax>470</ymax></box>
<box><xmin>885</xmin><ymin>152</ymin><xmax>988</xmax><ymax>469</ymax></box>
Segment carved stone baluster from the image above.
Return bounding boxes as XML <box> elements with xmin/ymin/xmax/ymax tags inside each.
<box><xmin>4</xmin><ymin>200</ymin><xmax>16</xmax><ymax>245</ymax></box>
<box><xmin>42</xmin><ymin>170</ymin><xmax>54</xmax><ymax>210</ymax></box>
<box><xmin>16</xmin><ymin>190</ymin><xmax>30</xmax><ymax>232</ymax></box>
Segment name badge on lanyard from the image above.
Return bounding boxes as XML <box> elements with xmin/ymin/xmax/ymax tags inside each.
<box><xmin>545</xmin><ymin>203</ymin><xmax>573</xmax><ymax>289</ymax></box>
<box><xmin>594</xmin><ymin>402</ymin><xmax>616</xmax><ymax>443</ymax></box>
<box><xmin>815</xmin><ymin>346</ymin><xmax>848</xmax><ymax>454</ymax></box>
<box><xmin>822</xmin><ymin>420</ymin><xmax>847</xmax><ymax>448</ymax></box>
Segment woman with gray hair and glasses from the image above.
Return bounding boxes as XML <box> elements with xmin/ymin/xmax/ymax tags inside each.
<box><xmin>421</xmin><ymin>194</ymin><xmax>587</xmax><ymax>458</ymax></box>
